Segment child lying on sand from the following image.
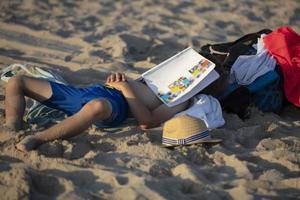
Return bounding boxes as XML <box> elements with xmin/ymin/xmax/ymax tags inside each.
<box><xmin>4</xmin><ymin>72</ymin><xmax>191</xmax><ymax>151</ymax></box>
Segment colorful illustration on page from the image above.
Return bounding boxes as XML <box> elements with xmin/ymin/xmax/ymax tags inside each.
<box><xmin>168</xmin><ymin>76</ymin><xmax>192</xmax><ymax>94</ymax></box>
<box><xmin>157</xmin><ymin>58</ymin><xmax>213</xmax><ymax>104</ymax></box>
<box><xmin>188</xmin><ymin>59</ymin><xmax>211</xmax><ymax>78</ymax></box>
<box><xmin>158</xmin><ymin>91</ymin><xmax>174</xmax><ymax>103</ymax></box>
<box><xmin>157</xmin><ymin>76</ymin><xmax>193</xmax><ymax>103</ymax></box>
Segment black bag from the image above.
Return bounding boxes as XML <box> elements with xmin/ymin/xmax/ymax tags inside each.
<box><xmin>221</xmin><ymin>87</ymin><xmax>251</xmax><ymax>119</ymax></box>
<box><xmin>198</xmin><ymin>29</ymin><xmax>283</xmax><ymax>119</ymax></box>
<box><xmin>199</xmin><ymin>29</ymin><xmax>272</xmax><ymax>72</ymax></box>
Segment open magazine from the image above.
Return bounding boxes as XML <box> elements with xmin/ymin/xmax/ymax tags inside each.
<box><xmin>141</xmin><ymin>47</ymin><xmax>219</xmax><ymax>107</ymax></box>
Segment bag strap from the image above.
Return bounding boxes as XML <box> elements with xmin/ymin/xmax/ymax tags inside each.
<box><xmin>199</xmin><ymin>29</ymin><xmax>272</xmax><ymax>67</ymax></box>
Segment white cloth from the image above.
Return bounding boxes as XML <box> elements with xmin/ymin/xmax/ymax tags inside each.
<box><xmin>229</xmin><ymin>34</ymin><xmax>277</xmax><ymax>85</ymax></box>
<box><xmin>175</xmin><ymin>94</ymin><xmax>225</xmax><ymax>129</ymax></box>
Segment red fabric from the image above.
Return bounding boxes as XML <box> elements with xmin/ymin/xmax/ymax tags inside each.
<box><xmin>264</xmin><ymin>26</ymin><xmax>300</xmax><ymax>107</ymax></box>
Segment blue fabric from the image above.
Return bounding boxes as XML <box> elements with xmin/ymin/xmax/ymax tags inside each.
<box><xmin>229</xmin><ymin>35</ymin><xmax>277</xmax><ymax>86</ymax></box>
<box><xmin>218</xmin><ymin>70</ymin><xmax>282</xmax><ymax>112</ymax></box>
<box><xmin>253</xmin><ymin>74</ymin><xmax>282</xmax><ymax>112</ymax></box>
<box><xmin>42</xmin><ymin>81</ymin><xmax>128</xmax><ymax>128</ymax></box>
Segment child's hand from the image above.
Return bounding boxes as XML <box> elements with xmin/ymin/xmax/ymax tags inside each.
<box><xmin>106</xmin><ymin>80</ymin><xmax>129</xmax><ymax>91</ymax></box>
<box><xmin>106</xmin><ymin>72</ymin><xmax>127</xmax><ymax>83</ymax></box>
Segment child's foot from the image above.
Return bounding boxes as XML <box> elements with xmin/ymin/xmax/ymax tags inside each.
<box><xmin>5</xmin><ymin>118</ymin><xmax>23</xmax><ymax>132</ymax></box>
<box><xmin>4</xmin><ymin>123</ymin><xmax>22</xmax><ymax>132</ymax></box>
<box><xmin>0</xmin><ymin>126</ymin><xmax>16</xmax><ymax>142</ymax></box>
<box><xmin>15</xmin><ymin>135</ymin><xmax>43</xmax><ymax>152</ymax></box>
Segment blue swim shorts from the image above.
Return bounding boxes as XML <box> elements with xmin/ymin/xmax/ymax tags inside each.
<box><xmin>42</xmin><ymin>81</ymin><xmax>129</xmax><ymax>128</ymax></box>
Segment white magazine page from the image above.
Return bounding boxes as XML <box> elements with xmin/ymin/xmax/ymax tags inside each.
<box><xmin>142</xmin><ymin>47</ymin><xmax>217</xmax><ymax>107</ymax></box>
<box><xmin>167</xmin><ymin>69</ymin><xmax>219</xmax><ymax>107</ymax></box>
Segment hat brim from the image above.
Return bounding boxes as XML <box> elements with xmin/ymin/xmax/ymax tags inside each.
<box><xmin>162</xmin><ymin>137</ymin><xmax>222</xmax><ymax>147</ymax></box>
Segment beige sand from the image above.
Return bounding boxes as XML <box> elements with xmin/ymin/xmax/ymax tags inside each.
<box><xmin>0</xmin><ymin>0</ymin><xmax>299</xmax><ymax>199</ymax></box>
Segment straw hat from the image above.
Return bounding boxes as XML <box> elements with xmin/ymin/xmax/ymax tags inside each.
<box><xmin>162</xmin><ymin>115</ymin><xmax>221</xmax><ymax>147</ymax></box>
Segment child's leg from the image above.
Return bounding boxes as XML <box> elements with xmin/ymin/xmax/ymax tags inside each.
<box><xmin>5</xmin><ymin>75</ymin><xmax>52</xmax><ymax>131</ymax></box>
<box><xmin>16</xmin><ymin>98</ymin><xmax>112</xmax><ymax>152</ymax></box>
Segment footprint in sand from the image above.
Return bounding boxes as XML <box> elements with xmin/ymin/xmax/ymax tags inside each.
<box><xmin>93</xmin><ymin>142</ymin><xmax>116</xmax><ymax>152</ymax></box>
<box><xmin>114</xmin><ymin>176</ymin><xmax>129</xmax><ymax>186</ymax></box>
<box><xmin>149</xmin><ymin>164</ymin><xmax>172</xmax><ymax>177</ymax></box>
<box><xmin>63</xmin><ymin>142</ymin><xmax>92</xmax><ymax>159</ymax></box>
<box><xmin>29</xmin><ymin>171</ymin><xmax>65</xmax><ymax>197</ymax></box>
<box><xmin>36</xmin><ymin>141</ymin><xmax>64</xmax><ymax>158</ymax></box>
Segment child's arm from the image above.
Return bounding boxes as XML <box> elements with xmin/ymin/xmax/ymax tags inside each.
<box><xmin>109</xmin><ymin>81</ymin><xmax>189</xmax><ymax>129</ymax></box>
